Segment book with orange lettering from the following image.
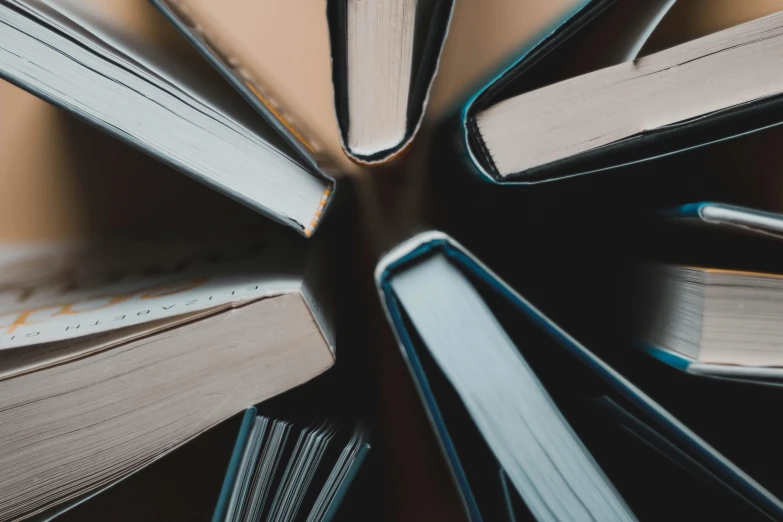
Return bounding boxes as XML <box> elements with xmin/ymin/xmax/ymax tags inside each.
<box><xmin>0</xmin><ymin>231</ymin><xmax>336</xmax><ymax>521</ymax></box>
<box><xmin>0</xmin><ymin>0</ymin><xmax>334</xmax><ymax>237</ymax></box>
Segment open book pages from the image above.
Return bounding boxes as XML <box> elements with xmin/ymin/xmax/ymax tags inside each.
<box><xmin>643</xmin><ymin>265</ymin><xmax>783</xmax><ymax>367</ymax></box>
<box><xmin>476</xmin><ymin>7</ymin><xmax>783</xmax><ymax>176</ymax></box>
<box><xmin>0</xmin><ymin>233</ymin><xmax>335</xmax><ymax>520</ymax></box>
<box><xmin>0</xmin><ymin>0</ymin><xmax>332</xmax><ymax>235</ymax></box>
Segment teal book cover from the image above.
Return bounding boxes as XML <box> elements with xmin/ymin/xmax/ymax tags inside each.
<box><xmin>211</xmin><ymin>408</ymin><xmax>257</xmax><ymax>522</ymax></box>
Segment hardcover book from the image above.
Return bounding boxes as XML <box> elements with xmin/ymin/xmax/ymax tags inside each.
<box><xmin>0</xmin><ymin>231</ymin><xmax>335</xmax><ymax>520</ymax></box>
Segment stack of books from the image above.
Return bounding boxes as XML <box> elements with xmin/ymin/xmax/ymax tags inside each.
<box><xmin>3</xmin><ymin>0</ymin><xmax>783</xmax><ymax>520</ymax></box>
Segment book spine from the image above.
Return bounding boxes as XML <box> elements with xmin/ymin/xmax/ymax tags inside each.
<box><xmin>211</xmin><ymin>408</ymin><xmax>257</xmax><ymax>522</ymax></box>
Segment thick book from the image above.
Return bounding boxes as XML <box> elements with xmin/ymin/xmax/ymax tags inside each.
<box><xmin>376</xmin><ymin>231</ymin><xmax>783</xmax><ymax>522</ymax></box>
<box><xmin>0</xmin><ymin>231</ymin><xmax>335</xmax><ymax>521</ymax></box>
<box><xmin>327</xmin><ymin>0</ymin><xmax>454</xmax><ymax>164</ymax></box>
<box><xmin>639</xmin><ymin>202</ymin><xmax>783</xmax><ymax>385</ymax></box>
<box><xmin>212</xmin><ymin>408</ymin><xmax>369</xmax><ymax>522</ymax></box>
<box><xmin>0</xmin><ymin>0</ymin><xmax>334</xmax><ymax>237</ymax></box>
<box><xmin>456</xmin><ymin>0</ymin><xmax>783</xmax><ymax>184</ymax></box>
<box><xmin>642</xmin><ymin>265</ymin><xmax>783</xmax><ymax>366</ymax></box>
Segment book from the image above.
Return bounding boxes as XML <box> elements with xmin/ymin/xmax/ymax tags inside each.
<box><xmin>0</xmin><ymin>231</ymin><xmax>335</xmax><ymax>521</ymax></box>
<box><xmin>376</xmin><ymin>231</ymin><xmax>783</xmax><ymax>521</ymax></box>
<box><xmin>0</xmin><ymin>0</ymin><xmax>333</xmax><ymax>237</ymax></box>
<box><xmin>667</xmin><ymin>201</ymin><xmax>783</xmax><ymax>240</ymax></box>
<box><xmin>643</xmin><ymin>265</ymin><xmax>783</xmax><ymax>368</ymax></box>
<box><xmin>327</xmin><ymin>0</ymin><xmax>454</xmax><ymax>164</ymax></box>
<box><xmin>637</xmin><ymin>202</ymin><xmax>783</xmax><ymax>385</ymax></box>
<box><xmin>456</xmin><ymin>0</ymin><xmax>783</xmax><ymax>184</ymax></box>
<box><xmin>641</xmin><ymin>262</ymin><xmax>783</xmax><ymax>386</ymax></box>
<box><xmin>212</xmin><ymin>408</ymin><xmax>369</xmax><ymax>522</ymax></box>
<box><xmin>642</xmin><ymin>343</ymin><xmax>783</xmax><ymax>387</ymax></box>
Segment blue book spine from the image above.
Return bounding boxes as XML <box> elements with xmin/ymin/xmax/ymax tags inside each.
<box><xmin>212</xmin><ymin>407</ymin><xmax>257</xmax><ymax>522</ymax></box>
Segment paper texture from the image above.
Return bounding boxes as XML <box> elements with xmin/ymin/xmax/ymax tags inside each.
<box><xmin>0</xmin><ymin>237</ymin><xmax>303</xmax><ymax>348</ymax></box>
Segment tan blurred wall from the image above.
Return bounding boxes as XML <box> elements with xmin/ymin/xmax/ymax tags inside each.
<box><xmin>0</xmin><ymin>82</ymin><xmax>87</xmax><ymax>240</ymax></box>
<box><xmin>174</xmin><ymin>0</ymin><xmax>369</xmax><ymax>175</ymax></box>
<box><xmin>427</xmin><ymin>0</ymin><xmax>581</xmax><ymax>119</ymax></box>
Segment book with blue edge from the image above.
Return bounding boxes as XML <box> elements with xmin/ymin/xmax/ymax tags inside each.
<box><xmin>446</xmin><ymin>0</ymin><xmax>783</xmax><ymax>185</ymax></box>
<box><xmin>638</xmin><ymin>202</ymin><xmax>783</xmax><ymax>386</ymax></box>
<box><xmin>376</xmin><ymin>231</ymin><xmax>783</xmax><ymax>521</ymax></box>
<box><xmin>212</xmin><ymin>408</ymin><xmax>370</xmax><ymax>522</ymax></box>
